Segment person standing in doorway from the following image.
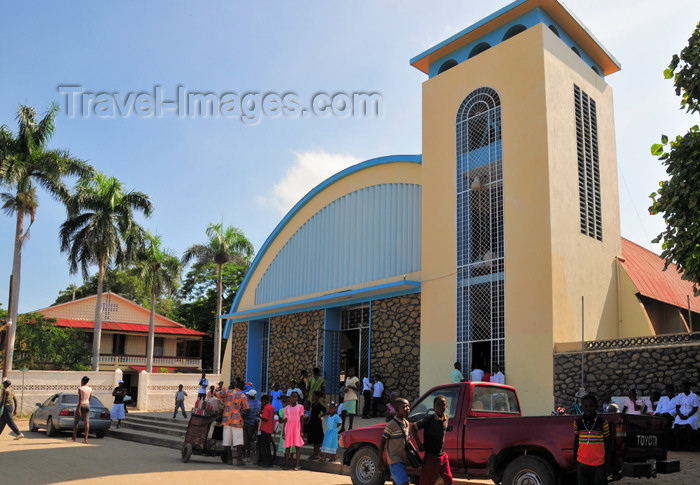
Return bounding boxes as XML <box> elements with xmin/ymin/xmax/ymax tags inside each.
<box><xmin>451</xmin><ymin>362</ymin><xmax>464</xmax><ymax>383</ymax></box>
<box><xmin>0</xmin><ymin>380</ymin><xmax>24</xmax><ymax>440</ymax></box>
<box><xmin>343</xmin><ymin>367</ymin><xmax>361</xmax><ymax>430</ymax></box>
<box><xmin>470</xmin><ymin>364</ymin><xmax>484</xmax><ymax>382</ymax></box>
<box><xmin>491</xmin><ymin>364</ymin><xmax>505</xmax><ymax>384</ymax></box>
<box><xmin>72</xmin><ymin>376</ymin><xmax>92</xmax><ymax>443</ymax></box>
<box><xmin>361</xmin><ymin>372</ymin><xmax>373</xmax><ymax>419</ymax></box>
<box><xmin>197</xmin><ymin>372</ymin><xmax>209</xmax><ymax>400</ymax></box>
<box><xmin>372</xmin><ymin>374</ymin><xmax>384</xmax><ymax>418</ymax></box>
<box><xmin>111</xmin><ymin>379</ymin><xmax>127</xmax><ymax>429</ymax></box>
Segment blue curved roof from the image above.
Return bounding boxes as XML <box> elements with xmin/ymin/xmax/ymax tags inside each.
<box><xmin>226</xmin><ymin>154</ymin><xmax>422</xmax><ymax>319</ymax></box>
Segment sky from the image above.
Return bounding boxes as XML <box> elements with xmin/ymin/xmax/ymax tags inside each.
<box><xmin>1</xmin><ymin>0</ymin><xmax>699</xmax><ymax>314</ymax></box>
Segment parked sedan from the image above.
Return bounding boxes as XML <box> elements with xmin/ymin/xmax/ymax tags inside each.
<box><xmin>28</xmin><ymin>393</ymin><xmax>111</xmax><ymax>438</ymax></box>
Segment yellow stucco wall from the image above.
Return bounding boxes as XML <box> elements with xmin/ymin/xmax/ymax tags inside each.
<box><xmin>543</xmin><ymin>26</ymin><xmax>622</xmax><ymax>345</ymax></box>
<box><xmin>420</xmin><ymin>24</ymin><xmax>622</xmax><ymax>415</ymax></box>
<box><xmin>618</xmin><ymin>262</ymin><xmax>655</xmax><ymax>337</ymax></box>
<box><xmin>234</xmin><ymin>161</ymin><xmax>423</xmax><ymax>312</ymax></box>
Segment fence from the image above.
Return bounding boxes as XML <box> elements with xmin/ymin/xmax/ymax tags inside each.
<box><xmin>3</xmin><ymin>369</ymin><xmax>220</xmax><ymax>415</ymax></box>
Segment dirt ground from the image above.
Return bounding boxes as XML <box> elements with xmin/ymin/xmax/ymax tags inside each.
<box><xmin>1</xmin><ymin>418</ymin><xmax>697</xmax><ymax>484</ymax></box>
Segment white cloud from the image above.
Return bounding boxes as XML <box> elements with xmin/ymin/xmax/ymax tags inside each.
<box><xmin>258</xmin><ymin>150</ymin><xmax>360</xmax><ymax>214</ymax></box>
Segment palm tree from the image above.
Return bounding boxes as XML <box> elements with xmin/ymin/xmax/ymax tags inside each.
<box><xmin>182</xmin><ymin>223</ymin><xmax>253</xmax><ymax>374</ymax></box>
<box><xmin>132</xmin><ymin>232</ymin><xmax>181</xmax><ymax>372</ymax></box>
<box><xmin>59</xmin><ymin>172</ymin><xmax>153</xmax><ymax>370</ymax></box>
<box><xmin>0</xmin><ymin>103</ymin><xmax>93</xmax><ymax>371</ymax></box>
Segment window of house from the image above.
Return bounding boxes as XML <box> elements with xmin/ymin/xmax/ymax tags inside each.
<box><xmin>154</xmin><ymin>337</ymin><xmax>165</xmax><ymax>357</ymax></box>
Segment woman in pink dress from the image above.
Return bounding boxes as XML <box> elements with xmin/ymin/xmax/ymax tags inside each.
<box><xmin>283</xmin><ymin>391</ymin><xmax>305</xmax><ymax>470</ymax></box>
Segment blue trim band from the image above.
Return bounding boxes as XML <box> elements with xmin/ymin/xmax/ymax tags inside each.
<box><xmin>223</xmin><ymin>280</ymin><xmax>421</xmax><ymax>336</ymax></box>
<box><xmin>227</xmin><ymin>154</ymin><xmax>422</xmax><ymax>318</ymax></box>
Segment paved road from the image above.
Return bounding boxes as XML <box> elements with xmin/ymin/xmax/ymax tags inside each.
<box><xmin>1</xmin><ymin>418</ymin><xmax>696</xmax><ymax>484</ymax></box>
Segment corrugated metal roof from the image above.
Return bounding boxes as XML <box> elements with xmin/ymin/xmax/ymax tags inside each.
<box><xmin>620</xmin><ymin>238</ymin><xmax>700</xmax><ymax>313</ymax></box>
<box><xmin>53</xmin><ymin>318</ymin><xmax>207</xmax><ymax>336</ymax></box>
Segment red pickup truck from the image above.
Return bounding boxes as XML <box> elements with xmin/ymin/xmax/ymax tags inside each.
<box><xmin>339</xmin><ymin>382</ymin><xmax>679</xmax><ymax>485</ymax></box>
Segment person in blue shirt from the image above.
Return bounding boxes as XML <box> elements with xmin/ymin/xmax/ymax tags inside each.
<box><xmin>243</xmin><ymin>389</ymin><xmax>261</xmax><ymax>461</ymax></box>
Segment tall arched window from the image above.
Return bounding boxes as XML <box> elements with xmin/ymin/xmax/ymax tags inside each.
<box><xmin>455</xmin><ymin>87</ymin><xmax>505</xmax><ymax>377</ymax></box>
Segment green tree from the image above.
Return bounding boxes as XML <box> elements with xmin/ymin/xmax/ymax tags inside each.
<box><xmin>59</xmin><ymin>172</ymin><xmax>153</xmax><ymax>370</ymax></box>
<box><xmin>182</xmin><ymin>223</ymin><xmax>253</xmax><ymax>374</ymax></box>
<box><xmin>0</xmin><ymin>103</ymin><xmax>93</xmax><ymax>371</ymax></box>
<box><xmin>649</xmin><ymin>22</ymin><xmax>700</xmax><ymax>294</ymax></box>
<box><xmin>13</xmin><ymin>313</ymin><xmax>91</xmax><ymax>371</ymax></box>
<box><xmin>132</xmin><ymin>232</ymin><xmax>181</xmax><ymax>372</ymax></box>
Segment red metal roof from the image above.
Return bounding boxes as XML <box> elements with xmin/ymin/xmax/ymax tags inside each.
<box><xmin>53</xmin><ymin>318</ymin><xmax>208</xmax><ymax>336</ymax></box>
<box><xmin>620</xmin><ymin>238</ymin><xmax>700</xmax><ymax>313</ymax></box>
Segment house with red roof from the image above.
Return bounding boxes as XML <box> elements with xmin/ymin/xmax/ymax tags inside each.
<box><xmin>36</xmin><ymin>292</ymin><xmax>208</xmax><ymax>374</ymax></box>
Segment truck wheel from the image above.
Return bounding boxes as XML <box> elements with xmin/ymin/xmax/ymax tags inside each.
<box><xmin>502</xmin><ymin>456</ymin><xmax>556</xmax><ymax>485</ymax></box>
<box><xmin>350</xmin><ymin>446</ymin><xmax>383</xmax><ymax>485</ymax></box>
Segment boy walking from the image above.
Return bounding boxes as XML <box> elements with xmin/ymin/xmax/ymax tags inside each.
<box><xmin>412</xmin><ymin>395</ymin><xmax>453</xmax><ymax>485</ymax></box>
<box><xmin>378</xmin><ymin>397</ymin><xmax>414</xmax><ymax>485</ymax></box>
<box><xmin>174</xmin><ymin>384</ymin><xmax>188</xmax><ymax>418</ymax></box>
<box><xmin>573</xmin><ymin>394</ymin><xmax>610</xmax><ymax>485</ymax></box>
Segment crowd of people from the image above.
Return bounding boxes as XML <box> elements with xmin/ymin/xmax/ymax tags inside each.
<box><xmin>451</xmin><ymin>361</ymin><xmax>505</xmax><ymax>384</ymax></box>
<box><xmin>182</xmin><ymin>366</ymin><xmax>394</xmax><ymax>470</ymax></box>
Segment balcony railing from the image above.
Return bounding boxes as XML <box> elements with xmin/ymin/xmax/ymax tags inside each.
<box><xmin>99</xmin><ymin>354</ymin><xmax>201</xmax><ymax>368</ymax></box>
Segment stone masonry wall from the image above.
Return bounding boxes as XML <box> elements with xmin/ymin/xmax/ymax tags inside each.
<box><xmin>230</xmin><ymin>321</ymin><xmax>248</xmax><ymax>382</ymax></box>
<box><xmin>371</xmin><ymin>293</ymin><xmax>421</xmax><ymax>402</ymax></box>
<box><xmin>554</xmin><ymin>342</ymin><xmax>700</xmax><ymax>406</ymax></box>
<box><xmin>268</xmin><ymin>310</ymin><xmax>325</xmax><ymax>389</ymax></box>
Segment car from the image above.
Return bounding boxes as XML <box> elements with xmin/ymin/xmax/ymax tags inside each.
<box><xmin>28</xmin><ymin>393</ymin><xmax>111</xmax><ymax>438</ymax></box>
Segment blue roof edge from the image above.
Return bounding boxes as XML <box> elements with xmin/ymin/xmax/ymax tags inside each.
<box><xmin>410</xmin><ymin>0</ymin><xmax>529</xmax><ymax>66</ymax></box>
<box><xmin>410</xmin><ymin>0</ymin><xmax>620</xmax><ymax>73</ymax></box>
<box><xmin>226</xmin><ymin>154</ymin><xmax>423</xmax><ymax>319</ymax></box>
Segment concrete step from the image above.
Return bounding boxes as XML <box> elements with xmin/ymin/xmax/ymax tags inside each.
<box><xmin>109</xmin><ymin>426</ymin><xmax>184</xmax><ymax>450</ymax></box>
<box><xmin>117</xmin><ymin>420</ymin><xmax>186</xmax><ymax>438</ymax></box>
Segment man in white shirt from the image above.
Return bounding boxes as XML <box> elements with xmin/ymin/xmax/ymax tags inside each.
<box><xmin>491</xmin><ymin>364</ymin><xmax>505</xmax><ymax>384</ymax></box>
<box><xmin>470</xmin><ymin>365</ymin><xmax>484</xmax><ymax>382</ymax></box>
<box><xmin>361</xmin><ymin>373</ymin><xmax>373</xmax><ymax>419</ymax></box>
<box><xmin>656</xmin><ymin>384</ymin><xmax>677</xmax><ymax>417</ymax></box>
<box><xmin>372</xmin><ymin>375</ymin><xmax>385</xmax><ymax>418</ymax></box>
<box><xmin>674</xmin><ymin>381</ymin><xmax>698</xmax><ymax>451</ymax></box>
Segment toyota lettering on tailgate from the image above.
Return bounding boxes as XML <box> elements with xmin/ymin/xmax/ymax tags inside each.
<box><xmin>636</xmin><ymin>434</ymin><xmax>658</xmax><ymax>447</ymax></box>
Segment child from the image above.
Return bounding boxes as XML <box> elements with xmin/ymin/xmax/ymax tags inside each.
<box><xmin>257</xmin><ymin>395</ymin><xmax>275</xmax><ymax>467</ymax></box>
<box><xmin>573</xmin><ymin>394</ymin><xmax>610</xmax><ymax>485</ymax></box>
<box><xmin>173</xmin><ymin>384</ymin><xmax>188</xmax><ymax>419</ymax></box>
<box><xmin>622</xmin><ymin>388</ymin><xmax>646</xmax><ymax>415</ymax></box>
<box><xmin>206</xmin><ymin>385</ymin><xmax>215</xmax><ymax>399</ymax></box>
<box><xmin>412</xmin><ymin>395</ymin><xmax>453</xmax><ymax>485</ymax></box>
<box><xmin>321</xmin><ymin>403</ymin><xmax>343</xmax><ymax>462</ymax></box>
<box><xmin>307</xmin><ymin>391</ymin><xmax>326</xmax><ymax>460</ymax></box>
<box><xmin>271</xmin><ymin>382</ymin><xmax>284</xmax><ymax>412</ymax></box>
<box><xmin>283</xmin><ymin>391</ymin><xmax>305</xmax><ymax>470</ymax></box>
<box><xmin>378</xmin><ymin>397</ymin><xmax>412</xmax><ymax>485</ymax></box>
<box><xmin>277</xmin><ymin>395</ymin><xmax>294</xmax><ymax>456</ymax></box>
<box><xmin>385</xmin><ymin>391</ymin><xmax>399</xmax><ymax>421</ymax></box>
<box><xmin>302</xmin><ymin>400</ymin><xmax>311</xmax><ymax>438</ymax></box>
